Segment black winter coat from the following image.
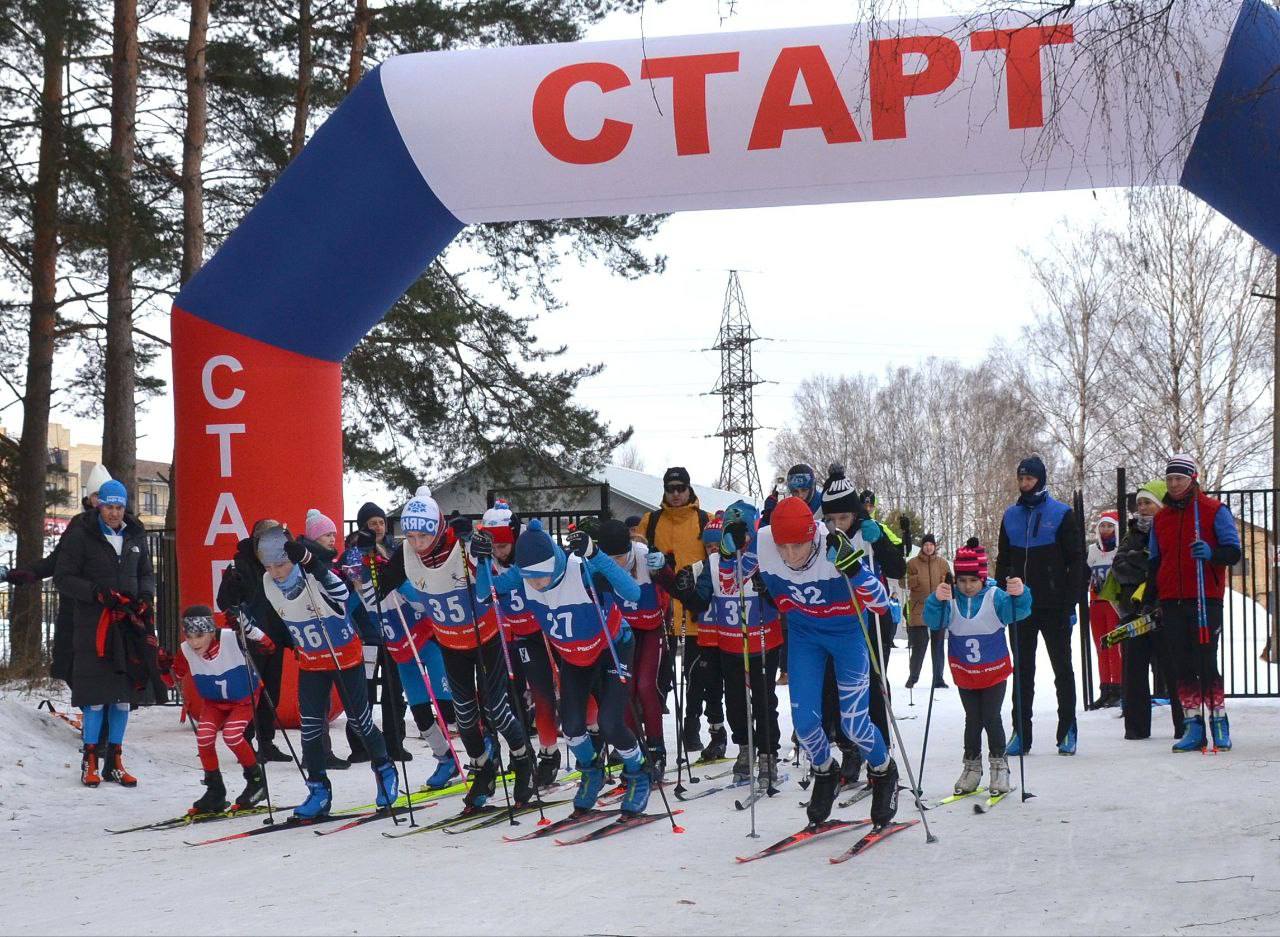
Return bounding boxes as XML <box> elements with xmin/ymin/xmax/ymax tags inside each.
<box><xmin>23</xmin><ymin>509</ymin><xmax>94</xmax><ymax>684</ymax></box>
<box><xmin>53</xmin><ymin>513</ymin><xmax>157</xmax><ymax>708</ymax></box>
<box><xmin>216</xmin><ymin>536</ymin><xmax>291</xmax><ymax>646</ymax></box>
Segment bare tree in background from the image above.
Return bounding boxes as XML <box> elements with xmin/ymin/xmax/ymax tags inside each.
<box><xmin>614</xmin><ymin>443</ymin><xmax>646</xmax><ymax>472</ymax></box>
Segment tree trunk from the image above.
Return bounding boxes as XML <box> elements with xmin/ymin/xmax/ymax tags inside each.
<box><xmin>346</xmin><ymin>0</ymin><xmax>370</xmax><ymax>93</ymax></box>
<box><xmin>102</xmin><ymin>0</ymin><xmax>139</xmax><ymax>502</ymax></box>
<box><xmin>181</xmin><ymin>0</ymin><xmax>208</xmax><ymax>285</ymax></box>
<box><xmin>10</xmin><ymin>1</ymin><xmax>68</xmax><ymax>670</ymax></box>
<box><xmin>290</xmin><ymin>0</ymin><xmax>313</xmax><ymax>159</ymax></box>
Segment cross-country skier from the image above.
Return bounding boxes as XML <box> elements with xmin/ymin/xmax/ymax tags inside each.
<box><xmin>256</xmin><ymin>527</ymin><xmax>398</xmax><ymax>819</ymax></box>
<box><xmin>171</xmin><ymin>604</ymin><xmax>272</xmax><ymax>813</ymax></box>
<box><xmin>474</xmin><ymin>521</ymin><xmax>653</xmax><ymax>817</ymax></box>
<box><xmin>1087</xmin><ymin>511</ymin><xmax>1123</xmax><ymax>708</ymax></box>
<box><xmin>373</xmin><ymin>487</ymin><xmax>535</xmax><ymax>808</ymax></box>
<box><xmin>923</xmin><ymin>547</ymin><xmax>1030</xmax><ymax>796</ymax></box>
<box><xmin>752</xmin><ymin>496</ymin><xmax>900</xmax><ymax>827</ymax></box>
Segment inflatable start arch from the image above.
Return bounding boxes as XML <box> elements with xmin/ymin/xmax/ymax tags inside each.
<box><xmin>171</xmin><ymin>0</ymin><xmax>1280</xmax><ymax>604</ymax></box>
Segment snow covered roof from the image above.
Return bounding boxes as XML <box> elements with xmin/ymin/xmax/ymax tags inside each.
<box><xmin>592</xmin><ymin>464</ymin><xmax>753</xmax><ymax>515</ymax></box>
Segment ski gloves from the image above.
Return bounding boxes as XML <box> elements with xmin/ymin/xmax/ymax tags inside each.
<box><xmin>567</xmin><ymin>530</ymin><xmax>597</xmax><ymax>558</ymax></box>
<box><xmin>825</xmin><ymin>530</ymin><xmax>864</xmax><ymax>576</ymax></box>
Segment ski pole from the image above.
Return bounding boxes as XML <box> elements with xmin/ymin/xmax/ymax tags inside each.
<box><xmin>843</xmin><ymin>573</ymin><xmax>938</xmax><ymax>843</ymax></box>
<box><xmin>483</xmin><ymin>557</ymin><xmax>551</xmax><ymax>824</ymax></box>
<box><xmin>671</xmin><ymin>607</ymin><xmax>691</xmax><ymax>796</ymax></box>
<box><xmin>297</xmin><ymin>564</ymin><xmax>401</xmax><ymax>819</ymax></box>
<box><xmin>452</xmin><ymin>555</ymin><xmax>520</xmax><ymax>826</ymax></box>
<box><xmin>228</xmin><ymin>611</ymin><xmax>278</xmax><ymax>826</ymax></box>
<box><xmin>1191</xmin><ymin>498</ymin><xmax>1216</xmax><ymax>754</ymax></box>
<box><xmin>734</xmin><ymin>550</ymin><xmax>760</xmax><ymax>838</ymax></box>
<box><xmin>234</xmin><ymin>607</ymin><xmax>308</xmax><ymax>788</ymax></box>
<box><xmin>916</xmin><ymin>578</ymin><xmax>949</xmax><ymax>799</ymax></box>
<box><xmin>1013</xmin><ymin>518</ymin><xmax>1036</xmax><ymax>802</ymax></box>
<box><xmin>580</xmin><ymin>563</ymin><xmax>684</xmax><ymax>833</ymax></box>
<box><xmin>754</xmin><ymin>564</ymin><xmax>779</xmax><ymax>798</ymax></box>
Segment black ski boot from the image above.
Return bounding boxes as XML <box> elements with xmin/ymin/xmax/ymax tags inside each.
<box><xmin>806</xmin><ymin>759</ymin><xmax>840</xmax><ymax>826</ymax></box>
<box><xmin>192</xmin><ymin>770</ymin><xmax>228</xmax><ymax>815</ymax></box>
<box><xmin>257</xmin><ymin>741</ymin><xmax>291</xmax><ymax>763</ymax></box>
<box><xmin>511</xmin><ymin>748</ymin><xmax>536</xmax><ymax>806</ymax></box>
<box><xmin>646</xmin><ymin>739</ymin><xmax>667</xmax><ymax>783</ymax></box>
<box><xmin>234</xmin><ymin>765</ymin><xmax>267</xmax><ymax>810</ymax></box>
<box><xmin>701</xmin><ymin>723</ymin><xmax>728</xmax><ymax>761</ymax></box>
<box><xmin>463</xmin><ymin>755</ymin><xmax>498</xmax><ymax>809</ymax></box>
<box><xmin>535</xmin><ymin>747</ymin><xmax>562</xmax><ymax>789</ymax></box>
<box><xmin>682</xmin><ymin>719</ymin><xmax>704</xmax><ymax>754</ymax></box>
<box><xmin>868</xmin><ymin>758</ymin><xmax>900</xmax><ymax>828</ymax></box>
<box><xmin>838</xmin><ymin>741</ymin><xmax>863</xmax><ymax>789</ymax></box>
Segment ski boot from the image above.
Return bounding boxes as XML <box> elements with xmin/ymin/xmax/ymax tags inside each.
<box><xmin>868</xmin><ymin>758</ymin><xmax>900</xmax><ymax>827</ymax></box>
<box><xmin>463</xmin><ymin>754</ymin><xmax>498</xmax><ymax>809</ymax></box>
<box><xmin>234</xmin><ymin>765</ymin><xmax>267</xmax><ymax>810</ymax></box>
<box><xmin>805</xmin><ymin>758</ymin><xmax>840</xmax><ymax>826</ymax></box>
<box><xmin>570</xmin><ymin>738</ymin><xmax>607</xmax><ymax>812</ymax></box>
<box><xmin>701</xmin><ymin>723</ymin><xmax>728</xmax><ymax>761</ymax></box>
<box><xmin>535</xmin><ymin>747</ymin><xmax>562</xmax><ymax>789</ymax></box>
<box><xmin>838</xmin><ymin>742</ymin><xmax>863</xmax><ymax>789</ymax></box>
<box><xmin>294</xmin><ymin>776</ymin><xmax>332</xmax><ymax>820</ymax></box>
<box><xmin>257</xmin><ymin>741</ymin><xmax>292</xmax><ymax>763</ymax></box>
<box><xmin>757</xmin><ymin>753</ymin><xmax>780</xmax><ymax>789</ymax></box>
<box><xmin>104</xmin><ymin>744</ymin><xmax>137</xmax><ymax>787</ymax></box>
<box><xmin>731</xmin><ymin>748</ymin><xmax>752</xmax><ymax>783</ymax></box>
<box><xmin>372</xmin><ymin>758</ymin><xmax>400</xmax><ymax>809</ymax></box>
<box><xmin>989</xmin><ymin>755</ymin><xmax>1011</xmax><ymax>795</ymax></box>
<box><xmin>619</xmin><ymin>749</ymin><xmax>651</xmax><ymax>817</ymax></box>
<box><xmin>1006</xmin><ymin>732</ymin><xmax>1028</xmax><ymax>757</ymax></box>
<box><xmin>1057</xmin><ymin>722</ymin><xmax>1078</xmax><ymax>756</ymax></box>
<box><xmin>646</xmin><ymin>740</ymin><xmax>667</xmax><ymax>783</ymax></box>
<box><xmin>325</xmin><ymin>752</ymin><xmax>351</xmax><ymax>771</ymax></box>
<box><xmin>954</xmin><ymin>757</ymin><xmax>982</xmax><ymax>795</ymax></box>
<box><xmin>1172</xmin><ymin>716</ymin><xmax>1207</xmax><ymax>752</ymax></box>
<box><xmin>425</xmin><ymin>754</ymin><xmax>461</xmax><ymax>790</ymax></box>
<box><xmin>1211</xmin><ymin>712</ymin><xmax>1232</xmax><ymax>751</ymax></box>
<box><xmin>80</xmin><ymin>745</ymin><xmax>101</xmax><ymax>788</ymax></box>
<box><xmin>682</xmin><ymin>719</ymin><xmax>704</xmax><ymax>754</ymax></box>
<box><xmin>511</xmin><ymin>747</ymin><xmax>536</xmax><ymax>806</ymax></box>
<box><xmin>192</xmin><ymin>770</ymin><xmax>228</xmax><ymax>814</ymax></box>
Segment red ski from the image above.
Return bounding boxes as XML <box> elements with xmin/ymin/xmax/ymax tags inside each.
<box><xmin>828</xmin><ymin>819</ymin><xmax>919</xmax><ymax>863</ymax></box>
<box><xmin>735</xmin><ymin>818</ymin><xmax>870</xmax><ymax>863</ymax></box>
<box><xmin>185</xmin><ymin>814</ymin><xmax>344</xmax><ymax>846</ymax></box>
<box><xmin>554</xmin><ymin>810</ymin><xmax>683</xmax><ymax>846</ymax></box>
<box><xmin>503</xmin><ymin>807</ymin><xmax>620</xmax><ymax>842</ymax></box>
<box><xmin>314</xmin><ymin>802</ymin><xmax>435</xmax><ymax>836</ymax></box>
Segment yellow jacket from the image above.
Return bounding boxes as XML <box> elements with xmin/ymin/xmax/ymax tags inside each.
<box><xmin>639</xmin><ymin>497</ymin><xmax>708</xmax><ymax>636</ymax></box>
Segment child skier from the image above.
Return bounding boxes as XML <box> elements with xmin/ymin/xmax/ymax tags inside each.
<box><xmin>752</xmin><ymin>496</ymin><xmax>900</xmax><ymax>827</ymax></box>
<box><xmin>923</xmin><ymin>547</ymin><xmax>1031</xmax><ymax>796</ymax></box>
<box><xmin>256</xmin><ymin>527</ymin><xmax>399</xmax><ymax>819</ymax></box>
<box><xmin>172</xmin><ymin>604</ymin><xmax>272</xmax><ymax>814</ymax></box>
<box><xmin>473</xmin><ymin>521</ymin><xmax>652</xmax><ymax>817</ymax></box>
<box><xmin>1087</xmin><ymin>511</ymin><xmax>1123</xmax><ymax>708</ymax></box>
<box><xmin>373</xmin><ymin>487</ymin><xmax>534</xmax><ymax>809</ymax></box>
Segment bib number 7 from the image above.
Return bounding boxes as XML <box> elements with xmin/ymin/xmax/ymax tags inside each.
<box><xmin>549</xmin><ymin>612</ymin><xmax>575</xmax><ymax>641</ymax></box>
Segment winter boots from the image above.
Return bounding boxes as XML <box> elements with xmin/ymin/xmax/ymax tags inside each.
<box><xmin>1172</xmin><ymin>716</ymin><xmax>1207</xmax><ymax>752</ymax></box>
<box><xmin>80</xmin><ymin>745</ymin><xmax>101</xmax><ymax>788</ymax></box>
<box><xmin>838</xmin><ymin>742</ymin><xmax>864</xmax><ymax>789</ymax></box>
<box><xmin>805</xmin><ymin>759</ymin><xmax>841</xmax><ymax>826</ymax></box>
<box><xmin>1211</xmin><ymin>712</ymin><xmax>1232</xmax><ymax>751</ymax></box>
<box><xmin>463</xmin><ymin>754</ymin><xmax>498</xmax><ymax>809</ymax></box>
<box><xmin>646</xmin><ymin>740</ymin><xmax>667</xmax><ymax>783</ymax></box>
<box><xmin>257</xmin><ymin>741</ymin><xmax>292</xmax><ymax>763</ymax></box>
<box><xmin>570</xmin><ymin>737</ymin><xmax>606</xmax><ymax>812</ymax></box>
<box><xmin>511</xmin><ymin>748</ymin><xmax>536</xmax><ymax>806</ymax></box>
<box><xmin>619</xmin><ymin>750</ymin><xmax>651</xmax><ymax>817</ymax></box>
<box><xmin>192</xmin><ymin>770</ymin><xmax>228</xmax><ymax>814</ymax></box>
<box><xmin>425</xmin><ymin>754</ymin><xmax>461</xmax><ymax>790</ymax></box>
<box><xmin>701</xmin><ymin>723</ymin><xmax>728</xmax><ymax>761</ymax></box>
<box><xmin>868</xmin><ymin>758</ymin><xmax>900</xmax><ymax>828</ymax></box>
<box><xmin>757</xmin><ymin>753</ymin><xmax>780</xmax><ymax>789</ymax></box>
<box><xmin>989</xmin><ymin>755</ymin><xmax>1011</xmax><ymax>795</ymax></box>
<box><xmin>732</xmin><ymin>748</ymin><xmax>752</xmax><ymax>783</ymax></box>
<box><xmin>1057</xmin><ymin>722</ymin><xmax>1078</xmax><ymax>756</ymax></box>
<box><xmin>235</xmin><ymin>765</ymin><xmax>267</xmax><ymax>810</ymax></box>
<box><xmin>535</xmin><ymin>747</ymin><xmax>562</xmax><ymax>789</ymax></box>
<box><xmin>1006</xmin><ymin>733</ymin><xmax>1028</xmax><ymax>757</ymax></box>
<box><xmin>294</xmin><ymin>776</ymin><xmax>333</xmax><ymax>819</ymax></box>
<box><xmin>954</xmin><ymin>757</ymin><xmax>983</xmax><ymax>795</ymax></box>
<box><xmin>1090</xmin><ymin>684</ymin><xmax>1122</xmax><ymax>709</ymax></box>
<box><xmin>103</xmin><ymin>744</ymin><xmax>137</xmax><ymax>787</ymax></box>
<box><xmin>373</xmin><ymin>758</ymin><xmax>400</xmax><ymax>809</ymax></box>
<box><xmin>682</xmin><ymin>719</ymin><xmax>703</xmax><ymax>754</ymax></box>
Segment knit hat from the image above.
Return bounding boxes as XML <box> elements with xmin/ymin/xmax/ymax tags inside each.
<box><xmin>1097</xmin><ymin>510</ymin><xmax>1120</xmax><ymax>529</ymax></box>
<box><xmin>859</xmin><ymin>489</ymin><xmax>876</xmax><ymax>507</ymax></box>
<box><xmin>770</xmin><ymin>496</ymin><xmax>817</xmax><ymax>545</ymax></box>
<box><xmin>598</xmin><ymin>519</ymin><xmax>633</xmax><ymax>558</ymax></box>
<box><xmin>624</xmin><ymin>515</ymin><xmax>642</xmax><ymax>530</ymax></box>
<box><xmin>953</xmin><ymin>546</ymin><xmax>982</xmax><ymax>580</ymax></box>
<box><xmin>786</xmin><ymin>463</ymin><xmax>816</xmax><ymax>493</ymax></box>
<box><xmin>305</xmin><ymin>508</ymin><xmax>337</xmax><ymax>541</ymax></box>
<box><xmin>400</xmin><ymin>486</ymin><xmax>441</xmax><ymax>537</ymax></box>
<box><xmin>1016</xmin><ymin>455</ymin><xmax>1047</xmax><ymax>490</ymax></box>
<box><xmin>1165</xmin><ymin>453</ymin><xmax>1198</xmax><ymax>479</ymax></box>
<box><xmin>821</xmin><ymin>464</ymin><xmax>859</xmax><ymax>514</ymax></box>
<box><xmin>723</xmin><ymin>499</ymin><xmax>759</xmax><ymax>531</ymax></box>
<box><xmin>662</xmin><ymin>467</ymin><xmax>691</xmax><ymax>488</ymax></box>
<box><xmin>965</xmin><ymin>537</ymin><xmax>989</xmax><ymax>579</ymax></box>
<box><xmin>182</xmin><ymin>604</ymin><xmax>218</xmax><ymax>636</ymax></box>
<box><xmin>921</xmin><ymin>533</ymin><xmax>937</xmax><ymax>547</ymax></box>
<box><xmin>98</xmin><ymin>479</ymin><xmax>128</xmax><ymax>507</ymax></box>
<box><xmin>256</xmin><ymin>526</ymin><xmax>290</xmax><ymax>566</ymax></box>
<box><xmin>480</xmin><ymin>499</ymin><xmax>519</xmax><ymax>545</ymax></box>
<box><xmin>1136</xmin><ymin>478</ymin><xmax>1167</xmax><ymax>506</ymax></box>
<box><xmin>514</xmin><ymin>519</ymin><xmax>566</xmax><ymax>582</ymax></box>
<box><xmin>701</xmin><ymin>512</ymin><xmax>724</xmax><ymax>545</ymax></box>
<box><xmin>356</xmin><ymin>501</ymin><xmax>387</xmax><ymax>529</ymax></box>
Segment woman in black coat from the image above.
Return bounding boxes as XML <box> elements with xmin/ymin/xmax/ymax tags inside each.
<box><xmin>53</xmin><ymin>480</ymin><xmax>157</xmax><ymax>788</ymax></box>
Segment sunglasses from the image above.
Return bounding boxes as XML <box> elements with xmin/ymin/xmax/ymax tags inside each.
<box><xmin>664</xmin><ymin>484</ymin><xmax>689</xmax><ymax>494</ymax></box>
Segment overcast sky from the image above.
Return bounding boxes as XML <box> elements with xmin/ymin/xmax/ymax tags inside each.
<box><xmin>3</xmin><ymin>0</ymin><xmax>1130</xmax><ymax>518</ymax></box>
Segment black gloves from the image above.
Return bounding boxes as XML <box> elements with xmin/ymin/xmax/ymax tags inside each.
<box><xmin>567</xmin><ymin>530</ymin><xmax>596</xmax><ymax>558</ymax></box>
<box><xmin>470</xmin><ymin>529</ymin><xmax>493</xmax><ymax>560</ymax></box>
<box><xmin>283</xmin><ymin>540</ymin><xmax>311</xmax><ymax>565</ymax></box>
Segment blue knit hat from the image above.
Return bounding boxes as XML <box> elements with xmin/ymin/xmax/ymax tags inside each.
<box><xmin>515</xmin><ymin>519</ymin><xmax>566</xmax><ymax>583</ymax></box>
<box><xmin>98</xmin><ymin>479</ymin><xmax>127</xmax><ymax>507</ymax></box>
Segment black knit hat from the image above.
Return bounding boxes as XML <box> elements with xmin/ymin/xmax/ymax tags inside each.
<box><xmin>598</xmin><ymin>519</ymin><xmax>633</xmax><ymax>557</ymax></box>
<box><xmin>821</xmin><ymin>464</ymin><xmax>860</xmax><ymax>514</ymax></box>
<box><xmin>921</xmin><ymin>533</ymin><xmax>937</xmax><ymax>546</ymax></box>
<box><xmin>662</xmin><ymin>467</ymin><xmax>691</xmax><ymax>487</ymax></box>
<box><xmin>357</xmin><ymin>501</ymin><xmax>387</xmax><ymax>529</ymax></box>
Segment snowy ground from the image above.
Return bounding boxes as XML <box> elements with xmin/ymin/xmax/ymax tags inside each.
<box><xmin>3</xmin><ymin>635</ymin><xmax>1279</xmax><ymax>937</ymax></box>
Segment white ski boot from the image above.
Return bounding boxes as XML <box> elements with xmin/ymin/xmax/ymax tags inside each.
<box><xmin>988</xmin><ymin>755</ymin><xmax>1011</xmax><ymax>794</ymax></box>
<box><xmin>954</xmin><ymin>757</ymin><xmax>983</xmax><ymax>795</ymax></box>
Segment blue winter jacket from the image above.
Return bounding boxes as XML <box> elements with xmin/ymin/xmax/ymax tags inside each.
<box><xmin>923</xmin><ymin>583</ymin><xmax>1034</xmax><ymax>631</ymax></box>
<box><xmin>994</xmin><ymin>489</ymin><xmax>1084</xmax><ymax>610</ymax></box>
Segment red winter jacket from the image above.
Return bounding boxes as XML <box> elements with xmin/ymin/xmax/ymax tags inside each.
<box><xmin>1150</xmin><ymin>489</ymin><xmax>1239</xmax><ymax>601</ymax></box>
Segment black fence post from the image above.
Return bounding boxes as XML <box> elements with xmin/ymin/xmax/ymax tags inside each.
<box><xmin>1074</xmin><ymin>488</ymin><xmax>1096</xmax><ymax>711</ymax></box>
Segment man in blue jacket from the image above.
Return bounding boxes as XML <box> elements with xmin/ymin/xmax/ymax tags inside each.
<box><xmin>995</xmin><ymin>456</ymin><xmax>1084</xmax><ymax>756</ymax></box>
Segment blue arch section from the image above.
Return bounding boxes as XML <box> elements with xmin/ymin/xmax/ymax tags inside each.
<box><xmin>174</xmin><ymin>66</ymin><xmax>463</xmax><ymax>363</ymax></box>
<box><xmin>1182</xmin><ymin>0</ymin><xmax>1280</xmax><ymax>256</ymax></box>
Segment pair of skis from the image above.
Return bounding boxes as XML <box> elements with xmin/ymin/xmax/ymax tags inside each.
<box><xmin>501</xmin><ymin>806</ymin><xmax>684</xmax><ymax>846</ymax></box>
<box><xmin>923</xmin><ymin>787</ymin><xmax>1015</xmax><ymax>813</ymax></box>
<box><xmin>734</xmin><ymin>817</ymin><xmax>919</xmax><ymax>864</ymax></box>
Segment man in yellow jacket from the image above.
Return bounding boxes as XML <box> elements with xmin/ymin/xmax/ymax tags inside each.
<box><xmin>640</xmin><ymin>467</ymin><xmax>726</xmax><ymax>759</ymax></box>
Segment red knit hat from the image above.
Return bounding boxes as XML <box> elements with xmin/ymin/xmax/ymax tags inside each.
<box><xmin>954</xmin><ymin>546</ymin><xmax>982</xmax><ymax>579</ymax></box>
<box><xmin>770</xmin><ymin>496</ymin><xmax>817</xmax><ymax>545</ymax></box>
